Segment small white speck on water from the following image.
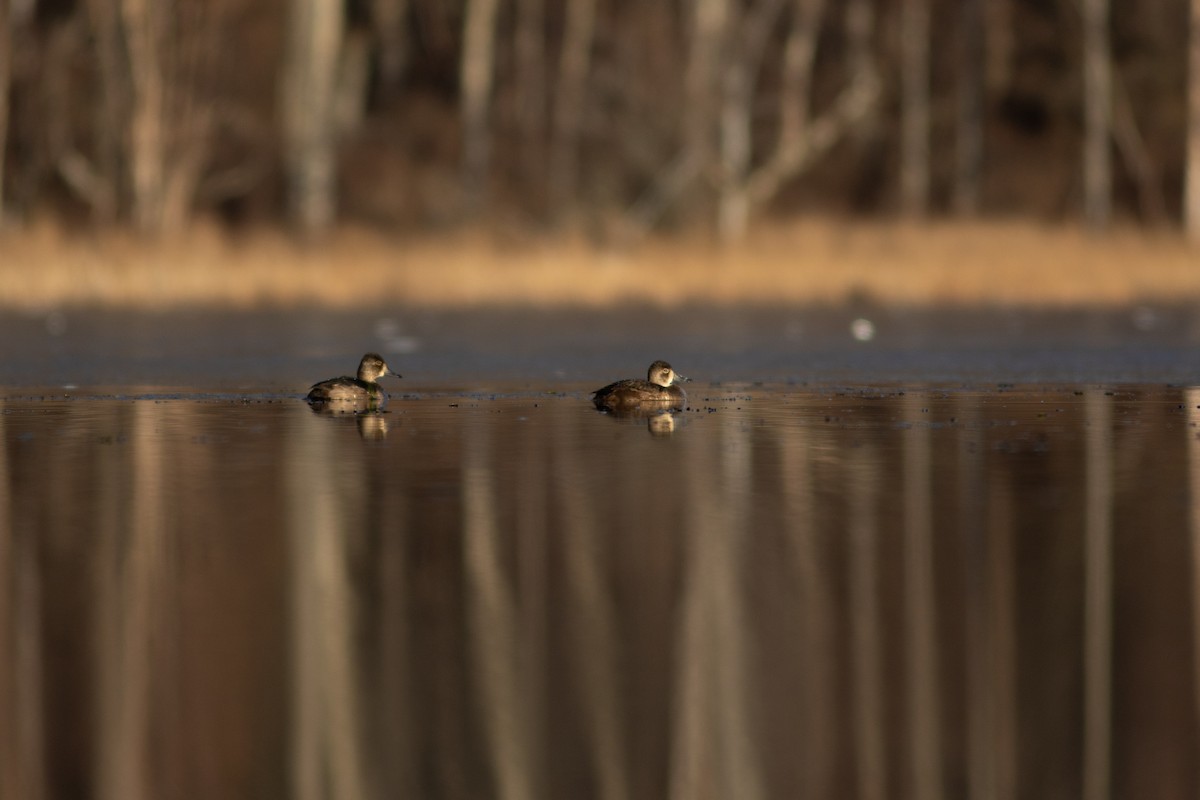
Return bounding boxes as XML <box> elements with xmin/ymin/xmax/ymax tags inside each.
<box><xmin>850</xmin><ymin>317</ymin><xmax>875</xmax><ymax>342</ymax></box>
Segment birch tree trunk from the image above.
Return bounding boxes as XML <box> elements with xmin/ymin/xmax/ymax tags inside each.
<box><xmin>710</xmin><ymin>0</ymin><xmax>877</xmax><ymax>241</ymax></box>
<box><xmin>1081</xmin><ymin>0</ymin><xmax>1111</xmax><ymax>229</ymax></box>
<box><xmin>549</xmin><ymin>0</ymin><xmax>596</xmax><ymax>221</ymax></box>
<box><xmin>1187</xmin><ymin>0</ymin><xmax>1200</xmax><ymax>237</ymax></box>
<box><xmin>899</xmin><ymin>0</ymin><xmax>930</xmax><ymax>217</ymax></box>
<box><xmin>704</xmin><ymin>0</ymin><xmax>879</xmax><ymax>240</ymax></box>
<box><xmin>779</xmin><ymin>0</ymin><xmax>826</xmax><ymax>147</ymax></box>
<box><xmin>281</xmin><ymin>0</ymin><xmax>346</xmax><ymax>234</ymax></box>
<box><xmin>954</xmin><ymin>0</ymin><xmax>984</xmax><ymax>216</ymax></box>
<box><xmin>624</xmin><ymin>0</ymin><xmax>727</xmax><ymax>233</ymax></box>
<box><xmin>459</xmin><ymin>0</ymin><xmax>500</xmax><ymax>214</ymax></box>
<box><xmin>718</xmin><ymin>0</ymin><xmax>787</xmax><ymax>240</ymax></box>
<box><xmin>81</xmin><ymin>0</ymin><xmax>216</xmax><ymax>232</ymax></box>
<box><xmin>739</xmin><ymin>0</ymin><xmax>878</xmax><ymax>219</ymax></box>
<box><xmin>685</xmin><ymin>0</ymin><xmax>728</xmax><ymax>181</ymax></box>
<box><xmin>718</xmin><ymin>54</ymin><xmax>753</xmax><ymax>240</ymax></box>
<box><xmin>120</xmin><ymin>0</ymin><xmax>167</xmax><ymax>233</ymax></box>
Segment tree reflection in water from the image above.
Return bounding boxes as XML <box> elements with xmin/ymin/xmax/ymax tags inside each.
<box><xmin>0</xmin><ymin>386</ymin><xmax>1196</xmax><ymax>799</ymax></box>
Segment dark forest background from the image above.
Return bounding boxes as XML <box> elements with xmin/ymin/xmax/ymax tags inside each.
<box><xmin>0</xmin><ymin>0</ymin><xmax>1197</xmax><ymax>241</ymax></box>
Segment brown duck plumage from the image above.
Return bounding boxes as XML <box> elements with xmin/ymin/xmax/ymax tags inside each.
<box><xmin>307</xmin><ymin>353</ymin><xmax>402</xmax><ymax>410</ymax></box>
<box><xmin>592</xmin><ymin>360</ymin><xmax>689</xmax><ymax>412</ymax></box>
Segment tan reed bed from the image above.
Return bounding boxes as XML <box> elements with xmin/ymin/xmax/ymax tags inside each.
<box><xmin>1</xmin><ymin>218</ymin><xmax>1198</xmax><ymax>310</ymax></box>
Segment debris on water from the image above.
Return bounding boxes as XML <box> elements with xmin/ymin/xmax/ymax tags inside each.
<box><xmin>850</xmin><ymin>317</ymin><xmax>875</xmax><ymax>342</ymax></box>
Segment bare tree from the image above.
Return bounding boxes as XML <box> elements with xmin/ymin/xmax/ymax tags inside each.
<box><xmin>733</xmin><ymin>0</ymin><xmax>880</xmax><ymax>236</ymax></box>
<box><xmin>5</xmin><ymin>0</ymin><xmax>1196</xmax><ymax>237</ymax></box>
<box><xmin>120</xmin><ymin>0</ymin><xmax>168</xmax><ymax>233</ymax></box>
<box><xmin>718</xmin><ymin>0</ymin><xmax>787</xmax><ymax>239</ymax></box>
<box><xmin>281</xmin><ymin>0</ymin><xmax>346</xmax><ymax>234</ymax></box>
<box><xmin>637</xmin><ymin>0</ymin><xmax>878</xmax><ymax>242</ymax></box>
<box><xmin>1081</xmin><ymin>0</ymin><xmax>1111</xmax><ymax>229</ymax></box>
<box><xmin>460</xmin><ymin>0</ymin><xmax>500</xmax><ymax>214</ymax></box>
<box><xmin>549</xmin><ymin>0</ymin><xmax>597</xmax><ymax>222</ymax></box>
<box><xmin>59</xmin><ymin>0</ymin><xmax>223</xmax><ymax>234</ymax></box>
<box><xmin>899</xmin><ymin>0</ymin><xmax>930</xmax><ymax>217</ymax></box>
<box><xmin>1187</xmin><ymin>0</ymin><xmax>1200</xmax><ymax>237</ymax></box>
<box><xmin>624</xmin><ymin>0</ymin><xmax>727</xmax><ymax>235</ymax></box>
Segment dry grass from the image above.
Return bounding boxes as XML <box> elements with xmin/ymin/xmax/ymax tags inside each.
<box><xmin>1</xmin><ymin>218</ymin><xmax>1198</xmax><ymax>310</ymax></box>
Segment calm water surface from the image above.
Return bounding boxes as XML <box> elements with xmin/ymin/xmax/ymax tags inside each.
<box><xmin>2</xmin><ymin>381</ymin><xmax>1198</xmax><ymax>799</ymax></box>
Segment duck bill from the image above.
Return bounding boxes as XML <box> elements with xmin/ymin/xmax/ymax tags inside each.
<box><xmin>675</xmin><ymin>374</ymin><xmax>691</xmax><ymax>383</ymax></box>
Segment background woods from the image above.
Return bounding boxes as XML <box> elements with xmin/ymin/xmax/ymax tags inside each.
<box><xmin>1</xmin><ymin>0</ymin><xmax>1199</xmax><ymax>240</ymax></box>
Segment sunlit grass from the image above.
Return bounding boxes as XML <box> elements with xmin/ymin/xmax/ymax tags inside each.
<box><xmin>1</xmin><ymin>218</ymin><xmax>1198</xmax><ymax>309</ymax></box>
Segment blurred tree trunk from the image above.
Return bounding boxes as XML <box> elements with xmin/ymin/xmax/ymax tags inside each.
<box><xmin>1111</xmin><ymin>77</ymin><xmax>1166</xmax><ymax>225</ymax></box>
<box><xmin>984</xmin><ymin>0</ymin><xmax>1012</xmax><ymax>92</ymax></box>
<box><xmin>79</xmin><ymin>0</ymin><xmax>124</xmax><ymax>224</ymax></box>
<box><xmin>515</xmin><ymin>0</ymin><xmax>546</xmax><ymax>208</ymax></box>
<box><xmin>1063</xmin><ymin>1</ymin><xmax>1163</xmax><ymax>225</ymax></box>
<box><xmin>778</xmin><ymin>0</ymin><xmax>826</xmax><ymax>147</ymax></box>
<box><xmin>1187</xmin><ymin>0</ymin><xmax>1200</xmax><ymax>237</ymax></box>
<box><xmin>549</xmin><ymin>0</ymin><xmax>595</xmax><ymax>223</ymax></box>
<box><xmin>372</xmin><ymin>0</ymin><xmax>409</xmax><ymax>86</ymax></box>
<box><xmin>120</xmin><ymin>0</ymin><xmax>167</xmax><ymax>233</ymax></box>
<box><xmin>899</xmin><ymin>0</ymin><xmax>930</xmax><ymax>218</ymax></box>
<box><xmin>282</xmin><ymin>0</ymin><xmax>346</xmax><ymax>235</ymax></box>
<box><xmin>628</xmin><ymin>0</ymin><xmax>833</xmax><ymax>239</ymax></box>
<box><xmin>954</xmin><ymin>0</ymin><xmax>983</xmax><ymax>216</ymax></box>
<box><xmin>713</xmin><ymin>0</ymin><xmax>880</xmax><ymax>241</ymax></box>
<box><xmin>0</xmin><ymin>0</ymin><xmax>10</xmax><ymax>227</ymax></box>
<box><xmin>719</xmin><ymin>0</ymin><xmax>788</xmax><ymax>240</ymax></box>
<box><xmin>718</xmin><ymin>54</ymin><xmax>752</xmax><ymax>240</ymax></box>
<box><xmin>624</xmin><ymin>0</ymin><xmax>726</xmax><ymax>235</ymax></box>
<box><xmin>682</xmin><ymin>0</ymin><xmax>726</xmax><ymax>187</ymax></box>
<box><xmin>69</xmin><ymin>0</ymin><xmax>217</xmax><ymax>234</ymax></box>
<box><xmin>736</xmin><ymin>0</ymin><xmax>879</xmax><ymax>229</ymax></box>
<box><xmin>1081</xmin><ymin>0</ymin><xmax>1111</xmax><ymax>229</ymax></box>
<box><xmin>460</xmin><ymin>0</ymin><xmax>500</xmax><ymax>215</ymax></box>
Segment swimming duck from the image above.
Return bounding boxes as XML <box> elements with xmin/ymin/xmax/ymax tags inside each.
<box><xmin>592</xmin><ymin>360</ymin><xmax>689</xmax><ymax>412</ymax></box>
<box><xmin>307</xmin><ymin>353</ymin><xmax>401</xmax><ymax>411</ymax></box>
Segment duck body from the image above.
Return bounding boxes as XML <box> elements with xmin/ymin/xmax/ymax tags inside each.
<box><xmin>592</xmin><ymin>379</ymin><xmax>686</xmax><ymax>411</ymax></box>
<box><xmin>593</xmin><ymin>360</ymin><xmax>689</xmax><ymax>413</ymax></box>
<box><xmin>307</xmin><ymin>353</ymin><xmax>401</xmax><ymax>412</ymax></box>
<box><xmin>307</xmin><ymin>376</ymin><xmax>387</xmax><ymax>404</ymax></box>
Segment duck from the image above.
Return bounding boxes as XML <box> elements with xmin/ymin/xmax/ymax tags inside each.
<box><xmin>592</xmin><ymin>360</ymin><xmax>689</xmax><ymax>412</ymax></box>
<box><xmin>306</xmin><ymin>353</ymin><xmax>401</xmax><ymax>411</ymax></box>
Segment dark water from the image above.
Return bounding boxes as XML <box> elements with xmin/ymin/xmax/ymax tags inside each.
<box><xmin>3</xmin><ymin>305</ymin><xmax>1200</xmax><ymax>799</ymax></box>
<box><xmin>2</xmin><ymin>382</ymin><xmax>1199</xmax><ymax>799</ymax></box>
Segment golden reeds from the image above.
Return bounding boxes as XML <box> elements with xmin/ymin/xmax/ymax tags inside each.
<box><xmin>0</xmin><ymin>218</ymin><xmax>1197</xmax><ymax>309</ymax></box>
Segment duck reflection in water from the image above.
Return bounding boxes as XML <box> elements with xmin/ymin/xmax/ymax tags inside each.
<box><xmin>647</xmin><ymin>412</ymin><xmax>677</xmax><ymax>436</ymax></box>
<box><xmin>356</xmin><ymin>413</ymin><xmax>390</xmax><ymax>440</ymax></box>
<box><xmin>306</xmin><ymin>353</ymin><xmax>402</xmax><ymax>413</ymax></box>
<box><xmin>306</xmin><ymin>404</ymin><xmax>392</xmax><ymax>440</ymax></box>
<box><xmin>592</xmin><ymin>360</ymin><xmax>690</xmax><ymax>413</ymax></box>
